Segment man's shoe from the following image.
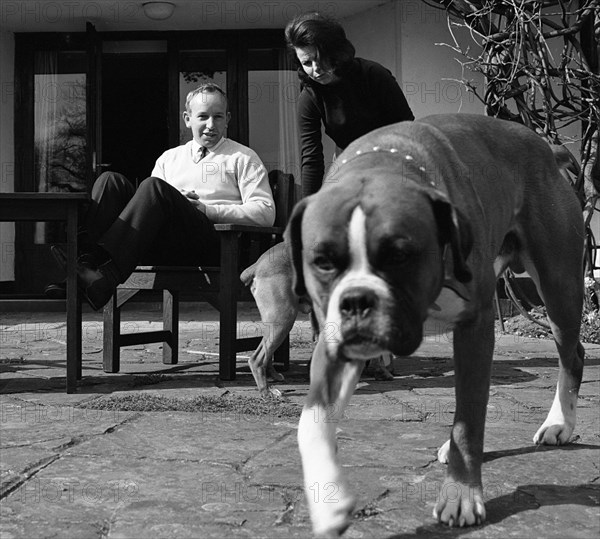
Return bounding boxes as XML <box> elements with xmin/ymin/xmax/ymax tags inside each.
<box><xmin>77</xmin><ymin>259</ymin><xmax>121</xmax><ymax>311</ymax></box>
<box><xmin>50</xmin><ymin>245</ymin><xmax>103</xmax><ymax>271</ymax></box>
<box><xmin>46</xmin><ymin>246</ymin><xmax>69</xmax><ymax>299</ymax></box>
<box><xmin>50</xmin><ymin>245</ymin><xmax>121</xmax><ymax>311</ymax></box>
<box><xmin>44</xmin><ymin>280</ymin><xmax>66</xmax><ymax>299</ymax></box>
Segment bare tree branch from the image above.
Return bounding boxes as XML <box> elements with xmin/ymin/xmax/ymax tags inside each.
<box><xmin>424</xmin><ymin>0</ymin><xmax>599</xmax><ymax>275</ymax></box>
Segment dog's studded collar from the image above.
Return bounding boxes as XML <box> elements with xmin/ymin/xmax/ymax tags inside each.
<box><xmin>338</xmin><ymin>147</ymin><xmax>431</xmax><ymax>183</ymax></box>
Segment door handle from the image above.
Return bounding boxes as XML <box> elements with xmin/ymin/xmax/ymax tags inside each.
<box><xmin>92</xmin><ymin>151</ymin><xmax>112</xmax><ymax>172</ymax></box>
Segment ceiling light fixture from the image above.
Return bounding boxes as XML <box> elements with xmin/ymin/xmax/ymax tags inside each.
<box><xmin>142</xmin><ymin>2</ymin><xmax>176</xmax><ymax>20</ymax></box>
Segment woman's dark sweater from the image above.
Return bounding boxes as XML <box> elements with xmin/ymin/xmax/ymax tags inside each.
<box><xmin>297</xmin><ymin>57</ymin><xmax>414</xmax><ymax>196</ymax></box>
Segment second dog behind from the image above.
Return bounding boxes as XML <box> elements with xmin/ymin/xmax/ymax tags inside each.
<box><xmin>240</xmin><ymin>242</ymin><xmax>312</xmax><ymax>398</ymax></box>
<box><xmin>241</xmin><ymin>242</ymin><xmax>395</xmax><ymax>398</ymax></box>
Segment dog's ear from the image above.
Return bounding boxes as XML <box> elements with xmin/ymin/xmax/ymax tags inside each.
<box><xmin>428</xmin><ymin>191</ymin><xmax>473</xmax><ymax>283</ymax></box>
<box><xmin>284</xmin><ymin>196</ymin><xmax>311</xmax><ymax>297</ymax></box>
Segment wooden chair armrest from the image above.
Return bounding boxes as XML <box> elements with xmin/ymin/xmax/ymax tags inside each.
<box><xmin>213</xmin><ymin>224</ymin><xmax>285</xmax><ymax>234</ymax></box>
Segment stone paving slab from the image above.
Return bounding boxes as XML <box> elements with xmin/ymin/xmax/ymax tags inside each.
<box><xmin>1</xmin><ymin>306</ymin><xmax>599</xmax><ymax>538</ymax></box>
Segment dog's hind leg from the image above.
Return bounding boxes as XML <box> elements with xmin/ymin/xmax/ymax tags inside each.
<box><xmin>298</xmin><ymin>336</ymin><xmax>364</xmax><ymax>537</ymax></box>
<box><xmin>247</xmin><ymin>339</ymin><xmax>275</xmax><ymax>398</ymax></box>
<box><xmin>247</xmin><ymin>273</ymin><xmax>298</xmax><ymax>399</ymax></box>
<box><xmin>517</xmin><ymin>201</ymin><xmax>585</xmax><ymax>445</ymax></box>
<box><xmin>526</xmin><ymin>253</ymin><xmax>585</xmax><ymax>445</ymax></box>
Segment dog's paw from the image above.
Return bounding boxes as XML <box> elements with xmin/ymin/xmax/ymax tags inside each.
<box><xmin>533</xmin><ymin>395</ymin><xmax>576</xmax><ymax>445</ymax></box>
<box><xmin>533</xmin><ymin>421</ymin><xmax>574</xmax><ymax>445</ymax></box>
<box><xmin>437</xmin><ymin>439</ymin><xmax>450</xmax><ymax>464</ymax></box>
<box><xmin>433</xmin><ymin>480</ymin><xmax>485</xmax><ymax>527</ymax></box>
<box><xmin>315</xmin><ymin>529</ymin><xmax>348</xmax><ymax>539</ymax></box>
<box><xmin>373</xmin><ymin>367</ymin><xmax>394</xmax><ymax>381</ymax></box>
<box><xmin>364</xmin><ymin>353</ymin><xmax>395</xmax><ymax>380</ymax></box>
<box><xmin>259</xmin><ymin>387</ymin><xmax>284</xmax><ymax>401</ymax></box>
<box><xmin>311</xmin><ymin>495</ymin><xmax>355</xmax><ymax>539</ymax></box>
<box><xmin>268</xmin><ymin>370</ymin><xmax>285</xmax><ymax>383</ymax></box>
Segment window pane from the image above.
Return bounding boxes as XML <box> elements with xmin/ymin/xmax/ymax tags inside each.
<box><xmin>179</xmin><ymin>50</ymin><xmax>227</xmax><ymax>144</ymax></box>
<box><xmin>34</xmin><ymin>51</ymin><xmax>87</xmax><ymax>194</ymax></box>
<box><xmin>248</xmin><ymin>49</ymin><xmax>300</xmax><ymax>180</ymax></box>
<box><xmin>34</xmin><ymin>51</ymin><xmax>87</xmax><ymax>244</ymax></box>
<box><xmin>102</xmin><ymin>46</ymin><xmax>168</xmax><ymax>184</ymax></box>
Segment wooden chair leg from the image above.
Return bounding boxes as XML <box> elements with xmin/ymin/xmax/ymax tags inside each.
<box><xmin>66</xmin><ymin>204</ymin><xmax>81</xmax><ymax>391</ymax></box>
<box><xmin>494</xmin><ymin>289</ymin><xmax>505</xmax><ymax>333</ymax></box>
<box><xmin>219</xmin><ymin>232</ymin><xmax>239</xmax><ymax>380</ymax></box>
<box><xmin>274</xmin><ymin>334</ymin><xmax>290</xmax><ymax>371</ymax></box>
<box><xmin>76</xmin><ymin>296</ymin><xmax>83</xmax><ymax>380</ymax></box>
<box><xmin>163</xmin><ymin>289</ymin><xmax>178</xmax><ymax>364</ymax></box>
<box><xmin>103</xmin><ymin>292</ymin><xmax>121</xmax><ymax>373</ymax></box>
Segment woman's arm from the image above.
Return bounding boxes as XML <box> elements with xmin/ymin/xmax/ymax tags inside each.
<box><xmin>298</xmin><ymin>90</ymin><xmax>326</xmax><ymax>197</ymax></box>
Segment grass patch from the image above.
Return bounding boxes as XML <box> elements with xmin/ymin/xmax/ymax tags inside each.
<box><xmin>77</xmin><ymin>391</ymin><xmax>302</xmax><ymax>418</ymax></box>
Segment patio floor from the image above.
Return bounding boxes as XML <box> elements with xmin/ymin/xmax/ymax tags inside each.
<box><xmin>1</xmin><ymin>303</ymin><xmax>599</xmax><ymax>538</ymax></box>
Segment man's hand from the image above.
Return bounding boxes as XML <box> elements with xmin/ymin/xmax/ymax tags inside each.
<box><xmin>181</xmin><ymin>190</ymin><xmax>206</xmax><ymax>213</ymax></box>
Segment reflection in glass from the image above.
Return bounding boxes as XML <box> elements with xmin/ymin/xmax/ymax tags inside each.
<box><xmin>248</xmin><ymin>49</ymin><xmax>300</xmax><ymax>179</ymax></box>
<box><xmin>34</xmin><ymin>52</ymin><xmax>87</xmax><ymax>194</ymax></box>
<box><xmin>34</xmin><ymin>51</ymin><xmax>87</xmax><ymax>243</ymax></box>
<box><xmin>179</xmin><ymin>50</ymin><xmax>227</xmax><ymax>144</ymax></box>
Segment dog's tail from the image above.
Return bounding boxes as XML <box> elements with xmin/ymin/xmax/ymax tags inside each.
<box><xmin>240</xmin><ymin>262</ymin><xmax>257</xmax><ymax>287</ymax></box>
<box><xmin>551</xmin><ymin>144</ymin><xmax>579</xmax><ymax>178</ymax></box>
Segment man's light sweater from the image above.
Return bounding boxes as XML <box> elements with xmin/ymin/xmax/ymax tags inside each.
<box><xmin>152</xmin><ymin>137</ymin><xmax>275</xmax><ymax>226</ymax></box>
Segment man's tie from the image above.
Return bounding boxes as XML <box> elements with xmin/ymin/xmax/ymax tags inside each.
<box><xmin>193</xmin><ymin>146</ymin><xmax>207</xmax><ymax>163</ymax></box>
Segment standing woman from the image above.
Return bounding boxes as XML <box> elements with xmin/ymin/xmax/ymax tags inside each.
<box><xmin>285</xmin><ymin>12</ymin><xmax>415</xmax><ymax>197</ymax></box>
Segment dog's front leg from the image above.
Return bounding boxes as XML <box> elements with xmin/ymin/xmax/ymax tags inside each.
<box><xmin>434</xmin><ymin>308</ymin><xmax>495</xmax><ymax>527</ymax></box>
<box><xmin>298</xmin><ymin>336</ymin><xmax>364</xmax><ymax>538</ymax></box>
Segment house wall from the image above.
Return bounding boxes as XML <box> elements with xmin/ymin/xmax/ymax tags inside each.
<box><xmin>343</xmin><ymin>0</ymin><xmax>484</xmax><ymax>120</ymax></box>
<box><xmin>343</xmin><ymin>1</ymin><xmax>600</xmax><ymax>279</ymax></box>
<box><xmin>321</xmin><ymin>0</ymin><xmax>485</xmax><ymax>178</ymax></box>
<box><xmin>0</xmin><ymin>29</ymin><xmax>15</xmax><ymax>281</ymax></box>
<box><xmin>0</xmin><ymin>0</ymin><xmax>596</xmax><ymax>283</ymax></box>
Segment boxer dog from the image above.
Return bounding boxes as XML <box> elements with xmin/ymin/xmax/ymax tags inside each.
<box><xmin>285</xmin><ymin>113</ymin><xmax>585</xmax><ymax>536</ymax></box>
<box><xmin>240</xmin><ymin>242</ymin><xmax>312</xmax><ymax>398</ymax></box>
<box><xmin>241</xmin><ymin>244</ymin><xmax>395</xmax><ymax>399</ymax></box>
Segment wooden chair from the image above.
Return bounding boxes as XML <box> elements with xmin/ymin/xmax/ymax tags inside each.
<box><xmin>102</xmin><ymin>170</ymin><xmax>298</xmax><ymax>381</ymax></box>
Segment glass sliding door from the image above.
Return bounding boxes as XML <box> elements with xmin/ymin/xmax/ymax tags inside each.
<box><xmin>247</xmin><ymin>48</ymin><xmax>300</xmax><ymax>179</ymax></box>
<box><xmin>34</xmin><ymin>51</ymin><xmax>88</xmax><ymax>196</ymax></box>
<box><xmin>33</xmin><ymin>51</ymin><xmax>87</xmax><ymax>249</ymax></box>
<box><xmin>179</xmin><ymin>50</ymin><xmax>227</xmax><ymax>144</ymax></box>
<box><xmin>101</xmin><ymin>41</ymin><xmax>168</xmax><ymax>185</ymax></box>
<box><xmin>13</xmin><ymin>30</ymin><xmax>289</xmax><ymax>295</ymax></box>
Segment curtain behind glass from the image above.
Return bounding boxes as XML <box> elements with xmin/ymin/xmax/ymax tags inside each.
<box><xmin>278</xmin><ymin>49</ymin><xmax>300</xmax><ymax>181</ymax></box>
<box><xmin>34</xmin><ymin>51</ymin><xmax>58</xmax><ymax>195</ymax></box>
<box><xmin>33</xmin><ymin>51</ymin><xmax>87</xmax><ymax>243</ymax></box>
<box><xmin>34</xmin><ymin>52</ymin><xmax>58</xmax><ymax>243</ymax></box>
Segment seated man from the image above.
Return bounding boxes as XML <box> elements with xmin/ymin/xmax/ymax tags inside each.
<box><xmin>48</xmin><ymin>83</ymin><xmax>275</xmax><ymax>310</ymax></box>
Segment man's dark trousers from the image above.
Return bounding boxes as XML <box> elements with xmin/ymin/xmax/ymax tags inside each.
<box><xmin>85</xmin><ymin>171</ymin><xmax>221</xmax><ymax>282</ymax></box>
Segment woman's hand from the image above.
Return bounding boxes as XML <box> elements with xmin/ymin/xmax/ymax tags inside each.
<box><xmin>180</xmin><ymin>190</ymin><xmax>206</xmax><ymax>213</ymax></box>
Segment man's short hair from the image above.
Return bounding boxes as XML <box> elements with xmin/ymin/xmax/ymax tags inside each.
<box><xmin>185</xmin><ymin>83</ymin><xmax>228</xmax><ymax>112</ymax></box>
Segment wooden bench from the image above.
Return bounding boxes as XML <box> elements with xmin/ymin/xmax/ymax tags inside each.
<box><xmin>102</xmin><ymin>171</ymin><xmax>298</xmax><ymax>380</ymax></box>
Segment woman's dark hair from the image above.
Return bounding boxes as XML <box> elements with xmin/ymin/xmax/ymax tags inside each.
<box><xmin>284</xmin><ymin>12</ymin><xmax>356</xmax><ymax>83</ymax></box>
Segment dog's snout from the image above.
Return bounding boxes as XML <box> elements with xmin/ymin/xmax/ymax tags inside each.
<box><xmin>339</xmin><ymin>287</ymin><xmax>378</xmax><ymax>319</ymax></box>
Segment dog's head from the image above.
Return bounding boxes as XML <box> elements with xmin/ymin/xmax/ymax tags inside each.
<box><xmin>285</xmin><ymin>166</ymin><xmax>472</xmax><ymax>362</ymax></box>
